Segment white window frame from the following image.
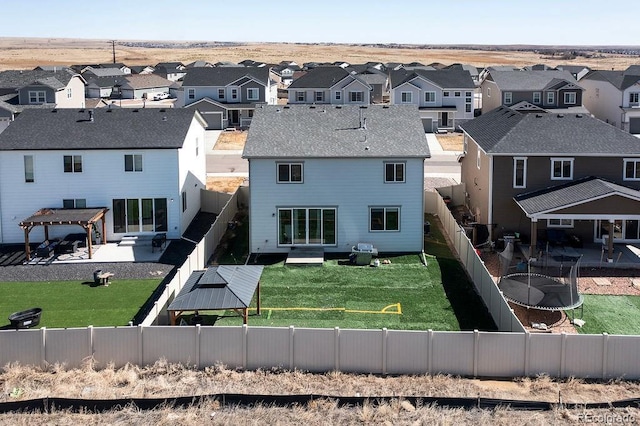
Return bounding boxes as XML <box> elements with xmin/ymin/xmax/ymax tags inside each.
<box><xmin>513</xmin><ymin>157</ymin><xmax>527</xmax><ymax>188</ymax></box>
<box><xmin>424</xmin><ymin>91</ymin><xmax>435</xmax><ymax>103</ymax></box>
<box><xmin>277</xmin><ymin>162</ymin><xmax>304</xmax><ymax>183</ymax></box>
<box><xmin>277</xmin><ymin>207</ymin><xmax>337</xmax><ymax>247</ymax></box>
<box><xmin>63</xmin><ymin>198</ymin><xmax>86</xmax><ymax>209</ymax></box>
<box><xmin>218</xmin><ymin>88</ymin><xmax>225</xmax><ymax>100</ymax></box>
<box><xmin>24</xmin><ymin>155</ymin><xmax>34</xmax><ymax>183</ymax></box>
<box><xmin>564</xmin><ymin>92</ymin><xmax>576</xmax><ymax>104</ymax></box>
<box><xmin>187</xmin><ymin>88</ymin><xmax>195</xmax><ymax>100</ymax></box>
<box><xmin>296</xmin><ymin>91</ymin><xmax>305</xmax><ymax>102</ymax></box>
<box><xmin>550</xmin><ymin>157</ymin><xmax>574</xmax><ymax>180</ymax></box>
<box><xmin>623</xmin><ymin>158</ymin><xmax>640</xmax><ymax>181</ymax></box>
<box><xmin>63</xmin><ymin>155</ymin><xmax>82</xmax><ymax>173</ymax></box>
<box><xmin>124</xmin><ymin>154</ymin><xmax>143</xmax><ymax>172</ymax></box>
<box><xmin>487</xmin><ymin>88</ymin><xmax>491</xmax><ymax>98</ymax></box>
<box><xmin>247</xmin><ymin>88</ymin><xmax>259</xmax><ymax>100</ymax></box>
<box><xmin>454</xmin><ymin>91</ymin><xmax>461</xmax><ymax>97</ymax></box>
<box><xmin>67</xmin><ymin>88</ymin><xmax>72</xmax><ymax>99</ymax></box>
<box><xmin>384</xmin><ymin>162</ymin><xmax>405</xmax><ymax>183</ymax></box>
<box><xmin>315</xmin><ymin>91</ymin><xmax>324</xmax><ymax>102</ymax></box>
<box><xmin>533</xmin><ymin>92</ymin><xmax>541</xmax><ymax>104</ymax></box>
<box><xmin>476</xmin><ymin>149</ymin><xmax>481</xmax><ymax>169</ymax></box>
<box><xmin>443</xmin><ymin>91</ymin><xmax>450</xmax><ymax>97</ymax></box>
<box><xmin>504</xmin><ymin>91</ymin><xmax>512</xmax><ymax>104</ymax></box>
<box><xmin>400</xmin><ymin>91</ymin><xmax>412</xmax><ymax>103</ymax></box>
<box><xmin>28</xmin><ymin>90</ymin><xmax>46</xmax><ymax>104</ymax></box>
<box><xmin>548</xmin><ymin>218</ymin><xmax>574</xmax><ymax>228</ymax></box>
<box><xmin>335</xmin><ymin>91</ymin><xmax>341</xmax><ymax>101</ymax></box>
<box><xmin>546</xmin><ymin>91</ymin><xmax>555</xmax><ymax>104</ymax></box>
<box><xmin>231</xmin><ymin>88</ymin><xmax>238</xmax><ymax>100</ymax></box>
<box><xmin>182</xmin><ymin>191</ymin><xmax>187</xmax><ymax>212</ymax></box>
<box><xmin>630</xmin><ymin>93</ymin><xmax>639</xmax><ymax>104</ymax></box>
<box><xmin>369</xmin><ymin>207</ymin><xmax>400</xmax><ymax>232</ymax></box>
<box><xmin>349</xmin><ymin>91</ymin><xmax>364</xmax><ymax>102</ymax></box>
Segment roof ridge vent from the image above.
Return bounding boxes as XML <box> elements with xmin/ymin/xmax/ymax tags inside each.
<box><xmin>557</xmin><ymin>114</ymin><xmax>564</xmax><ymax>118</ymax></box>
<box><xmin>535</xmin><ymin>113</ymin><xmax>543</xmax><ymax>118</ymax></box>
<box><xmin>162</xmin><ymin>116</ymin><xmax>167</xmax><ymax>121</ymax></box>
<box><xmin>575</xmin><ymin>113</ymin><xmax>583</xmax><ymax>118</ymax></box>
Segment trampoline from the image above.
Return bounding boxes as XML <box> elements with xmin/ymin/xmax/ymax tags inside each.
<box><xmin>498</xmin><ymin>241</ymin><xmax>584</xmax><ymax>311</ymax></box>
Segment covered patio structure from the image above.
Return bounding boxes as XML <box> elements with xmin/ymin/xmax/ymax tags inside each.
<box><xmin>167</xmin><ymin>265</ymin><xmax>264</xmax><ymax>325</ymax></box>
<box><xmin>514</xmin><ymin>177</ymin><xmax>640</xmax><ymax>263</ymax></box>
<box><xmin>19</xmin><ymin>207</ymin><xmax>109</xmax><ymax>261</ymax></box>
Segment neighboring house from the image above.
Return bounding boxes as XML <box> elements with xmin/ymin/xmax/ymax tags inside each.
<box><xmin>185</xmin><ymin>61</ymin><xmax>214</xmax><ymax>68</ymax></box>
<box><xmin>272</xmin><ymin>62</ymin><xmax>302</xmax><ymax>86</ymax></box>
<box><xmin>580</xmin><ymin>66</ymin><xmax>640</xmax><ymax>134</ymax></box>
<box><xmin>0</xmin><ymin>108</ymin><xmax>207</xmax><ymax>244</ymax></box>
<box><xmin>287</xmin><ymin>66</ymin><xmax>372</xmax><ymax>105</ymax></box>
<box><xmin>481</xmin><ymin>70</ymin><xmax>585</xmax><ymax>114</ymax></box>
<box><xmin>154</xmin><ymin>62</ymin><xmax>187</xmax><ymax>82</ymax></box>
<box><xmin>180</xmin><ymin>67</ymin><xmax>276</xmax><ymax>129</ymax></box>
<box><xmin>81</xmin><ymin>67</ymin><xmax>126</xmax><ymax>79</ymax></box>
<box><xmin>0</xmin><ymin>68</ymin><xmax>86</xmax><ymax>109</ymax></box>
<box><xmin>129</xmin><ymin>65</ymin><xmax>156</xmax><ymax>75</ymax></box>
<box><xmin>0</xmin><ymin>95</ymin><xmax>17</xmax><ymax>133</ymax></box>
<box><xmin>446</xmin><ymin>63</ymin><xmax>480</xmax><ymax>85</ymax></box>
<box><xmin>85</xmin><ymin>76</ymin><xmax>125</xmax><ymax>98</ymax></box>
<box><xmin>243</xmin><ymin>104</ymin><xmax>429</xmax><ymax>254</ymax></box>
<box><xmin>119</xmin><ymin>74</ymin><xmax>172</xmax><ymax>99</ymax></box>
<box><xmin>389</xmin><ymin>68</ymin><xmax>476</xmax><ymax>132</ymax></box>
<box><xmin>555</xmin><ymin>65</ymin><xmax>591</xmax><ymax>81</ymax></box>
<box><xmin>459</xmin><ymin>106</ymin><xmax>640</xmax><ymax>259</ymax></box>
<box><xmin>97</xmin><ymin>63</ymin><xmax>131</xmax><ymax>74</ymax></box>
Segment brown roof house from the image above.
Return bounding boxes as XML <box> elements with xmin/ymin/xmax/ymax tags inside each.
<box><xmin>459</xmin><ymin>106</ymin><xmax>640</xmax><ymax>263</ymax></box>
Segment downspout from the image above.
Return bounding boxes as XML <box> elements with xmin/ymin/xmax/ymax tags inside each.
<box><xmin>487</xmin><ymin>155</ymin><xmax>494</xmax><ymax>240</ymax></box>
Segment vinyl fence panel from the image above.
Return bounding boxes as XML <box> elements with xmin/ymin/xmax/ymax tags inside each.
<box><xmin>292</xmin><ymin>328</ymin><xmax>335</xmax><ymax>372</ymax></box>
<box><xmin>386</xmin><ymin>330</ymin><xmax>429</xmax><ymax>374</ymax></box>
<box><xmin>0</xmin><ymin>329</ymin><xmax>42</xmax><ymax>367</ymax></box>
<box><xmin>477</xmin><ymin>332</ymin><xmax>525</xmax><ymax>377</ymax></box>
<box><xmin>606</xmin><ymin>335</ymin><xmax>640</xmax><ymax>379</ymax></box>
<box><xmin>199</xmin><ymin>326</ymin><xmax>245</xmax><ymax>369</ymax></box>
<box><xmin>142</xmin><ymin>326</ymin><xmax>197</xmax><ymax>366</ymax></box>
<box><xmin>45</xmin><ymin>328</ymin><xmax>91</xmax><ymax>368</ymax></box>
<box><xmin>339</xmin><ymin>329</ymin><xmax>383</xmax><ymax>373</ymax></box>
<box><xmin>431</xmin><ymin>331</ymin><xmax>474</xmax><ymax>376</ymax></box>
<box><xmin>93</xmin><ymin>326</ymin><xmax>139</xmax><ymax>368</ymax></box>
<box><xmin>247</xmin><ymin>327</ymin><xmax>290</xmax><ymax>370</ymax></box>
<box><xmin>528</xmin><ymin>333</ymin><xmax>562</xmax><ymax>377</ymax></box>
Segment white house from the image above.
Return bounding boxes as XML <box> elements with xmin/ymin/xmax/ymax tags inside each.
<box><xmin>287</xmin><ymin>66</ymin><xmax>373</xmax><ymax>105</ymax></box>
<box><xmin>580</xmin><ymin>66</ymin><xmax>640</xmax><ymax>134</ymax></box>
<box><xmin>0</xmin><ymin>108</ymin><xmax>207</xmax><ymax>244</ymax></box>
<box><xmin>389</xmin><ymin>69</ymin><xmax>476</xmax><ymax>132</ymax></box>
<box><xmin>242</xmin><ymin>104</ymin><xmax>430</xmax><ymax>254</ymax></box>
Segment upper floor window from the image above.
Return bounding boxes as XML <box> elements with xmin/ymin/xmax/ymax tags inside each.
<box><xmin>513</xmin><ymin>157</ymin><xmax>527</xmax><ymax>188</ymax></box>
<box><xmin>533</xmin><ymin>92</ymin><xmax>541</xmax><ymax>104</ymax></box>
<box><xmin>247</xmin><ymin>88</ymin><xmax>259</xmax><ymax>100</ymax></box>
<box><xmin>400</xmin><ymin>92</ymin><xmax>412</xmax><ymax>103</ymax></box>
<box><xmin>63</xmin><ymin>155</ymin><xmax>82</xmax><ymax>173</ymax></box>
<box><xmin>546</xmin><ymin>92</ymin><xmax>555</xmax><ymax>104</ymax></box>
<box><xmin>67</xmin><ymin>88</ymin><xmax>72</xmax><ymax>99</ymax></box>
<box><xmin>24</xmin><ymin>155</ymin><xmax>34</xmax><ymax>183</ymax></box>
<box><xmin>384</xmin><ymin>162</ymin><xmax>405</xmax><ymax>183</ymax></box>
<box><xmin>182</xmin><ymin>191</ymin><xmax>187</xmax><ymax>212</ymax></box>
<box><xmin>296</xmin><ymin>91</ymin><xmax>305</xmax><ymax>102</ymax></box>
<box><xmin>315</xmin><ymin>91</ymin><xmax>324</xmax><ymax>102</ymax></box>
<box><xmin>504</xmin><ymin>92</ymin><xmax>512</xmax><ymax>104</ymax></box>
<box><xmin>349</xmin><ymin>91</ymin><xmax>364</xmax><ymax>102</ymax></box>
<box><xmin>231</xmin><ymin>88</ymin><xmax>238</xmax><ymax>100</ymax></box>
<box><xmin>29</xmin><ymin>90</ymin><xmax>46</xmax><ymax>104</ymax></box>
<box><xmin>476</xmin><ymin>149</ymin><xmax>481</xmax><ymax>169</ymax></box>
<box><xmin>125</xmin><ymin>154</ymin><xmax>143</xmax><ymax>172</ymax></box>
<box><xmin>370</xmin><ymin>207</ymin><xmax>400</xmax><ymax>232</ymax></box>
<box><xmin>564</xmin><ymin>92</ymin><xmax>576</xmax><ymax>104</ymax></box>
<box><xmin>424</xmin><ymin>92</ymin><xmax>435</xmax><ymax>103</ymax></box>
<box><xmin>486</xmin><ymin>88</ymin><xmax>491</xmax><ymax>98</ymax></box>
<box><xmin>465</xmin><ymin>103</ymin><xmax>472</xmax><ymax>113</ymax></box>
<box><xmin>187</xmin><ymin>88</ymin><xmax>195</xmax><ymax>100</ymax></box>
<box><xmin>630</xmin><ymin>93</ymin><xmax>639</xmax><ymax>104</ymax></box>
<box><xmin>277</xmin><ymin>162</ymin><xmax>303</xmax><ymax>183</ymax></box>
<box><xmin>454</xmin><ymin>91</ymin><xmax>461</xmax><ymax>97</ymax></box>
<box><xmin>465</xmin><ymin>91</ymin><xmax>472</xmax><ymax>97</ymax></box>
<box><xmin>218</xmin><ymin>88</ymin><xmax>225</xmax><ymax>99</ymax></box>
<box><xmin>551</xmin><ymin>157</ymin><xmax>574</xmax><ymax>180</ymax></box>
<box><xmin>624</xmin><ymin>158</ymin><xmax>640</xmax><ymax>180</ymax></box>
<box><xmin>335</xmin><ymin>91</ymin><xmax>341</xmax><ymax>100</ymax></box>
<box><xmin>443</xmin><ymin>91</ymin><xmax>450</xmax><ymax>97</ymax></box>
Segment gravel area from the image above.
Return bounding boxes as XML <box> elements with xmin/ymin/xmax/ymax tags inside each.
<box><xmin>0</xmin><ymin>262</ymin><xmax>173</xmax><ymax>282</ymax></box>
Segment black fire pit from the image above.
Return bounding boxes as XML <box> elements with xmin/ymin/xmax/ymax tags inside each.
<box><xmin>8</xmin><ymin>307</ymin><xmax>42</xmax><ymax>329</ymax></box>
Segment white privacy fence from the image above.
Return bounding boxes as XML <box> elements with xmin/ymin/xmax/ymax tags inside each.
<box><xmin>2</xmin><ymin>326</ymin><xmax>640</xmax><ymax>379</ymax></box>
<box><xmin>433</xmin><ymin>194</ymin><xmax>525</xmax><ymax>332</ymax></box>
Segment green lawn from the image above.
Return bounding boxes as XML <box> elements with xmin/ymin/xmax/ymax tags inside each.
<box><xmin>0</xmin><ymin>279</ymin><xmax>161</xmax><ymax>328</ymax></box>
<box><xmin>575</xmin><ymin>294</ymin><xmax>640</xmax><ymax>335</ymax></box>
<box><xmin>205</xmin><ymin>215</ymin><xmax>496</xmax><ymax>331</ymax></box>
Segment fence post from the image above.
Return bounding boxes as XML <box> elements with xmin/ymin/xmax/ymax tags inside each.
<box><xmin>289</xmin><ymin>325</ymin><xmax>295</xmax><ymax>371</ymax></box>
<box><xmin>427</xmin><ymin>329</ymin><xmax>433</xmax><ymax>375</ymax></box>
<box><xmin>473</xmin><ymin>329</ymin><xmax>479</xmax><ymax>378</ymax></box>
<box><xmin>382</xmin><ymin>328</ymin><xmax>388</xmax><ymax>375</ymax></box>
<box><xmin>88</xmin><ymin>326</ymin><xmax>94</xmax><ymax>359</ymax></box>
<box><xmin>242</xmin><ymin>324</ymin><xmax>248</xmax><ymax>370</ymax></box>
<box><xmin>40</xmin><ymin>327</ymin><xmax>46</xmax><ymax>369</ymax></box>
<box><xmin>334</xmin><ymin>327</ymin><xmax>340</xmax><ymax>372</ymax></box>
<box><xmin>195</xmin><ymin>324</ymin><xmax>201</xmax><ymax>369</ymax></box>
<box><xmin>524</xmin><ymin>331</ymin><xmax>530</xmax><ymax>377</ymax></box>
<box><xmin>602</xmin><ymin>333</ymin><xmax>609</xmax><ymax>379</ymax></box>
<box><xmin>138</xmin><ymin>325</ymin><xmax>143</xmax><ymax>366</ymax></box>
<box><xmin>560</xmin><ymin>332</ymin><xmax>567</xmax><ymax>378</ymax></box>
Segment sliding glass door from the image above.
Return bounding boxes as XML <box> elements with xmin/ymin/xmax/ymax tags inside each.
<box><xmin>113</xmin><ymin>198</ymin><xmax>168</xmax><ymax>233</ymax></box>
<box><xmin>278</xmin><ymin>208</ymin><xmax>337</xmax><ymax>246</ymax></box>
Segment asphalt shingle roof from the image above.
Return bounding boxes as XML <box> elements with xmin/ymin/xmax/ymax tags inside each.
<box><xmin>487</xmin><ymin>70</ymin><xmax>580</xmax><ymax>91</ymax></box>
<box><xmin>122</xmin><ymin>74</ymin><xmax>172</xmax><ymax>90</ymax></box>
<box><xmin>390</xmin><ymin>69</ymin><xmax>475</xmax><ymax>89</ymax></box>
<box><xmin>288</xmin><ymin>66</ymin><xmax>352</xmax><ymax>89</ymax></box>
<box><xmin>243</xmin><ymin>104</ymin><xmax>430</xmax><ymax>159</ymax></box>
<box><xmin>182</xmin><ymin>67</ymin><xmax>269</xmax><ymax>87</ymax></box>
<box><xmin>460</xmin><ymin>106</ymin><xmax>640</xmax><ymax>155</ymax></box>
<box><xmin>0</xmin><ymin>108</ymin><xmax>200</xmax><ymax>150</ymax></box>
<box><xmin>583</xmin><ymin>67</ymin><xmax>640</xmax><ymax>90</ymax></box>
<box><xmin>0</xmin><ymin>69</ymin><xmax>79</xmax><ymax>90</ymax></box>
<box><xmin>514</xmin><ymin>177</ymin><xmax>640</xmax><ymax>215</ymax></box>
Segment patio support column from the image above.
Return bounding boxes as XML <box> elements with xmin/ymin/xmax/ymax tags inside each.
<box><xmin>169</xmin><ymin>311</ymin><xmax>177</xmax><ymax>326</ymax></box>
<box><xmin>101</xmin><ymin>216</ymin><xmax>107</xmax><ymax>244</ymax></box>
<box><xmin>243</xmin><ymin>308</ymin><xmax>248</xmax><ymax>325</ymax></box>
<box><xmin>530</xmin><ymin>220</ymin><xmax>538</xmax><ymax>260</ymax></box>
<box><xmin>607</xmin><ymin>220</ymin><xmax>615</xmax><ymax>262</ymax></box>
<box><xmin>44</xmin><ymin>225</ymin><xmax>49</xmax><ymax>242</ymax></box>
<box><xmin>23</xmin><ymin>227</ymin><xmax>31</xmax><ymax>261</ymax></box>
<box><xmin>87</xmin><ymin>224</ymin><xmax>93</xmax><ymax>259</ymax></box>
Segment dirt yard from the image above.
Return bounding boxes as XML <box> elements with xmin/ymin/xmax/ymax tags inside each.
<box><xmin>213</xmin><ymin>131</ymin><xmax>247</xmax><ymax>150</ymax></box>
<box><xmin>436</xmin><ymin>133</ymin><xmax>464</xmax><ymax>151</ymax></box>
<box><xmin>206</xmin><ymin>177</ymin><xmax>246</xmax><ymax>193</ymax></box>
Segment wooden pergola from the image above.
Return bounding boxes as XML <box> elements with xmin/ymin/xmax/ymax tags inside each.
<box><xmin>19</xmin><ymin>208</ymin><xmax>109</xmax><ymax>261</ymax></box>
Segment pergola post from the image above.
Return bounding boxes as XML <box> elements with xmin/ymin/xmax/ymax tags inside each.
<box><xmin>87</xmin><ymin>223</ymin><xmax>93</xmax><ymax>259</ymax></box>
<box><xmin>101</xmin><ymin>216</ymin><xmax>107</xmax><ymax>244</ymax></box>
<box><xmin>169</xmin><ymin>311</ymin><xmax>177</xmax><ymax>326</ymax></box>
<box><xmin>44</xmin><ymin>225</ymin><xmax>49</xmax><ymax>242</ymax></box>
<box><xmin>607</xmin><ymin>220</ymin><xmax>615</xmax><ymax>262</ymax></box>
<box><xmin>23</xmin><ymin>227</ymin><xmax>31</xmax><ymax>261</ymax></box>
<box><xmin>243</xmin><ymin>308</ymin><xmax>248</xmax><ymax>325</ymax></box>
<box><xmin>529</xmin><ymin>220</ymin><xmax>538</xmax><ymax>260</ymax></box>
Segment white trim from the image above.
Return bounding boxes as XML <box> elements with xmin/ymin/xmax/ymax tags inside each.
<box><xmin>369</xmin><ymin>206</ymin><xmax>401</xmax><ymax>232</ymax></box>
<box><xmin>276</xmin><ymin>162</ymin><xmax>304</xmax><ymax>183</ymax></box>
<box><xmin>424</xmin><ymin>91</ymin><xmax>436</xmax><ymax>103</ymax></box>
<box><xmin>277</xmin><ymin>207</ymin><xmax>338</xmax><ymax>247</ymax></box>
<box><xmin>28</xmin><ymin>90</ymin><xmax>46</xmax><ymax>104</ymax></box>
<box><xmin>550</xmin><ymin>157</ymin><xmax>574</xmax><ymax>180</ymax></box>
<box><xmin>546</xmin><ymin>91</ymin><xmax>555</xmax><ymax>105</ymax></box>
<box><xmin>476</xmin><ymin>149</ymin><xmax>481</xmax><ymax>169</ymax></box>
<box><xmin>532</xmin><ymin>92</ymin><xmax>541</xmax><ymax>104</ymax></box>
<box><xmin>504</xmin><ymin>92</ymin><xmax>512</xmax><ymax>104</ymax></box>
<box><xmin>400</xmin><ymin>91</ymin><xmax>413</xmax><ymax>103</ymax></box>
<box><xmin>564</xmin><ymin>92</ymin><xmax>576</xmax><ymax>104</ymax></box>
<box><xmin>518</xmin><ymin>192</ymin><xmax>640</xmax><ymax>218</ymax></box>
<box><xmin>547</xmin><ymin>218</ymin><xmax>574</xmax><ymax>228</ymax></box>
<box><xmin>623</xmin><ymin>158</ymin><xmax>640</xmax><ymax>181</ymax></box>
<box><xmin>384</xmin><ymin>161</ymin><xmax>406</xmax><ymax>183</ymax></box>
<box><xmin>513</xmin><ymin>157</ymin><xmax>527</xmax><ymax>188</ymax></box>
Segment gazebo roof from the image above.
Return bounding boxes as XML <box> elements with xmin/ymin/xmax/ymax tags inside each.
<box><xmin>20</xmin><ymin>207</ymin><xmax>109</xmax><ymax>227</ymax></box>
<box><xmin>168</xmin><ymin>265</ymin><xmax>264</xmax><ymax>312</ymax></box>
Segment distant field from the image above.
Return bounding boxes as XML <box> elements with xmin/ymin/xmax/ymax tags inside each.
<box><xmin>0</xmin><ymin>37</ymin><xmax>637</xmax><ymax>71</ymax></box>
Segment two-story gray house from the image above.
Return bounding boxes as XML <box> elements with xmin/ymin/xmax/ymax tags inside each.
<box><xmin>179</xmin><ymin>67</ymin><xmax>277</xmax><ymax>129</ymax></box>
<box><xmin>389</xmin><ymin>68</ymin><xmax>476</xmax><ymax>132</ymax></box>
<box><xmin>243</xmin><ymin>104</ymin><xmax>429</xmax><ymax>254</ymax></box>
<box><xmin>459</xmin><ymin>106</ymin><xmax>640</xmax><ymax>262</ymax></box>
<box><xmin>481</xmin><ymin>70</ymin><xmax>585</xmax><ymax>114</ymax></box>
<box><xmin>287</xmin><ymin>66</ymin><xmax>373</xmax><ymax>105</ymax></box>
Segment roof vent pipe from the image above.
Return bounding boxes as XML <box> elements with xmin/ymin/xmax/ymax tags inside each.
<box><xmin>89</xmin><ymin>110</ymin><xmax>94</xmax><ymax>122</ymax></box>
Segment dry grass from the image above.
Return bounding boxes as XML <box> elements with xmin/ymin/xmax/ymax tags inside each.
<box><xmin>1</xmin><ymin>361</ymin><xmax>639</xmax><ymax>424</ymax></box>
<box><xmin>206</xmin><ymin>177</ymin><xmax>246</xmax><ymax>193</ymax></box>
<box><xmin>213</xmin><ymin>131</ymin><xmax>247</xmax><ymax>150</ymax></box>
<box><xmin>436</xmin><ymin>133</ymin><xmax>464</xmax><ymax>151</ymax></box>
<box><xmin>0</xmin><ymin>38</ymin><xmax>637</xmax><ymax>71</ymax></box>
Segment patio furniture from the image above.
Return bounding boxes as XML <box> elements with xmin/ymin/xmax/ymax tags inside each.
<box><xmin>8</xmin><ymin>307</ymin><xmax>42</xmax><ymax>329</ymax></box>
<box><xmin>152</xmin><ymin>233</ymin><xmax>167</xmax><ymax>252</ymax></box>
<box><xmin>350</xmin><ymin>243</ymin><xmax>378</xmax><ymax>266</ymax></box>
<box><xmin>94</xmin><ymin>270</ymin><xmax>114</xmax><ymax>286</ymax></box>
<box><xmin>36</xmin><ymin>240</ymin><xmax>58</xmax><ymax>258</ymax></box>
<box><xmin>55</xmin><ymin>239</ymin><xmax>79</xmax><ymax>255</ymax></box>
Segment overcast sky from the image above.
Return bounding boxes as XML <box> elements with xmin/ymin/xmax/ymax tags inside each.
<box><xmin>0</xmin><ymin>0</ymin><xmax>636</xmax><ymax>46</ymax></box>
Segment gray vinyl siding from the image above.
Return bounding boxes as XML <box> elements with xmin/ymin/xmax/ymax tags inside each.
<box><xmin>18</xmin><ymin>86</ymin><xmax>55</xmax><ymax>104</ymax></box>
<box><xmin>248</xmin><ymin>157</ymin><xmax>424</xmax><ymax>253</ymax></box>
<box><xmin>241</xmin><ymin>81</ymin><xmax>266</xmax><ymax>103</ymax></box>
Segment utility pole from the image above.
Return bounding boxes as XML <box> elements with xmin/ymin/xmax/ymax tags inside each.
<box><xmin>112</xmin><ymin>40</ymin><xmax>116</xmax><ymax>64</ymax></box>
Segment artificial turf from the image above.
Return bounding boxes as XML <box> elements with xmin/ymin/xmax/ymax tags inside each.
<box><xmin>0</xmin><ymin>279</ymin><xmax>161</xmax><ymax>328</ymax></box>
<box><xmin>575</xmin><ymin>294</ymin><xmax>640</xmax><ymax>335</ymax></box>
